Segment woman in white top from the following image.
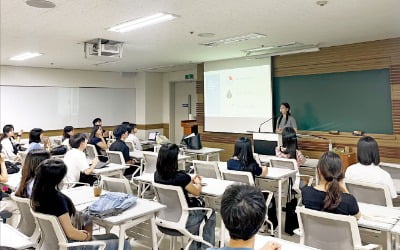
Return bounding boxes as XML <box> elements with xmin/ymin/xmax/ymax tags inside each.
<box><xmin>345</xmin><ymin>136</ymin><xmax>397</xmax><ymax>199</ymax></box>
<box><xmin>123</xmin><ymin>122</ymin><xmax>142</xmax><ymax>151</ymax></box>
<box><xmin>0</xmin><ymin>124</ymin><xmax>21</xmax><ymax>161</ymax></box>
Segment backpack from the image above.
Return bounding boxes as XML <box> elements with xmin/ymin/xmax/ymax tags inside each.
<box><xmin>87</xmin><ymin>192</ymin><xmax>137</xmax><ymax>218</ymax></box>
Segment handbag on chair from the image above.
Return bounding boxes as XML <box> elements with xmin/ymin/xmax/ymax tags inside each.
<box><xmin>284</xmin><ymin>177</ymin><xmax>299</xmax><ymax>235</ymax></box>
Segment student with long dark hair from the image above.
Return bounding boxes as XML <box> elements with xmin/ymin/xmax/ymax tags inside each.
<box><xmin>88</xmin><ymin>125</ymin><xmax>108</xmax><ymax>161</ymax></box>
<box><xmin>0</xmin><ymin>124</ymin><xmax>21</xmax><ymax>161</ymax></box>
<box><xmin>275</xmin><ymin>127</ymin><xmax>306</xmax><ymax>167</ymax></box>
<box><xmin>275</xmin><ymin>102</ymin><xmax>297</xmax><ymax>133</ymax></box>
<box><xmin>345</xmin><ymin>136</ymin><xmax>397</xmax><ymax>198</ymax></box>
<box><xmin>154</xmin><ymin>144</ymin><xmax>215</xmax><ymax>250</ymax></box>
<box><xmin>15</xmin><ymin>149</ymin><xmax>50</xmax><ymax>198</ymax></box>
<box><xmin>227</xmin><ymin>137</ymin><xmax>277</xmax><ymax>231</ymax></box>
<box><xmin>62</xmin><ymin>126</ymin><xmax>74</xmax><ymax>147</ymax></box>
<box><xmin>30</xmin><ymin>159</ymin><xmax>130</xmax><ymax>250</ymax></box>
<box><xmin>301</xmin><ymin>152</ymin><xmax>360</xmax><ymax>218</ymax></box>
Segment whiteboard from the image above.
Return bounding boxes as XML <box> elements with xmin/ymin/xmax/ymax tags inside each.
<box><xmin>0</xmin><ymin>86</ymin><xmax>136</xmax><ymax>131</ymax></box>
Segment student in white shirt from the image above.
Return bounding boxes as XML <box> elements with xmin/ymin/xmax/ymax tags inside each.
<box><xmin>345</xmin><ymin>136</ymin><xmax>397</xmax><ymax>199</ymax></box>
<box><xmin>63</xmin><ymin>133</ymin><xmax>98</xmax><ymax>185</ymax></box>
<box><xmin>0</xmin><ymin>124</ymin><xmax>21</xmax><ymax>161</ymax></box>
<box><xmin>123</xmin><ymin>122</ymin><xmax>142</xmax><ymax>151</ymax></box>
<box><xmin>62</xmin><ymin>125</ymin><xmax>74</xmax><ymax>149</ymax></box>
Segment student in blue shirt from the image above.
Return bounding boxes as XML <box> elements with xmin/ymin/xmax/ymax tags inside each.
<box><xmin>27</xmin><ymin>128</ymin><xmax>50</xmax><ymax>153</ymax></box>
<box><xmin>207</xmin><ymin>184</ymin><xmax>280</xmax><ymax>250</ymax></box>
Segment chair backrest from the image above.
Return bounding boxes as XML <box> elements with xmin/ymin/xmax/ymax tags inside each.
<box><xmin>19</xmin><ymin>151</ymin><xmax>28</xmax><ymax>166</ymax></box>
<box><xmin>345</xmin><ymin>179</ymin><xmax>393</xmax><ymax>207</ymax></box>
<box><xmin>380</xmin><ymin>162</ymin><xmax>400</xmax><ymax>179</ymax></box>
<box><xmin>31</xmin><ymin>208</ymin><xmax>68</xmax><ymax>250</ymax></box>
<box><xmin>221</xmin><ymin>169</ymin><xmax>255</xmax><ymax>186</ymax></box>
<box><xmin>107</xmin><ymin>150</ymin><xmax>125</xmax><ymax>165</ymax></box>
<box><xmin>86</xmin><ymin>144</ymin><xmax>98</xmax><ymax>160</ymax></box>
<box><xmin>193</xmin><ymin>160</ymin><xmax>222</xmax><ymax>179</ymax></box>
<box><xmin>49</xmin><ymin>136</ymin><xmax>63</xmax><ymax>146</ymax></box>
<box><xmin>152</xmin><ymin>182</ymin><xmax>188</xmax><ymax>227</ymax></box>
<box><xmin>125</xmin><ymin>141</ymin><xmax>135</xmax><ymax>152</ymax></box>
<box><xmin>297</xmin><ymin>206</ymin><xmax>361</xmax><ymax>250</ymax></box>
<box><xmin>102</xmin><ymin>176</ymin><xmax>133</xmax><ymax>195</ymax></box>
<box><xmin>269</xmin><ymin>157</ymin><xmax>299</xmax><ymax>172</ymax></box>
<box><xmin>11</xmin><ymin>193</ymin><xmax>37</xmax><ymax>237</ymax></box>
<box><xmin>142</xmin><ymin>151</ymin><xmax>158</xmax><ymax>174</ymax></box>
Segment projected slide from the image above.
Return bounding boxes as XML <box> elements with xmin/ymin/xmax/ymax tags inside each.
<box><xmin>204</xmin><ymin>61</ymin><xmax>273</xmax><ymax>133</ymax></box>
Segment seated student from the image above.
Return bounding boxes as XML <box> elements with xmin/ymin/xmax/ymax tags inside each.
<box><xmin>275</xmin><ymin>127</ymin><xmax>306</xmax><ymax>167</ymax></box>
<box><xmin>62</xmin><ymin>126</ymin><xmax>74</xmax><ymax>148</ymax></box>
<box><xmin>154</xmin><ymin>143</ymin><xmax>216</xmax><ymax>250</ymax></box>
<box><xmin>122</xmin><ymin>122</ymin><xmax>142</xmax><ymax>151</ymax></box>
<box><xmin>88</xmin><ymin>125</ymin><xmax>108</xmax><ymax>161</ymax></box>
<box><xmin>27</xmin><ymin>128</ymin><xmax>50</xmax><ymax>153</ymax></box>
<box><xmin>0</xmin><ymin>124</ymin><xmax>22</xmax><ymax>161</ymax></box>
<box><xmin>109</xmin><ymin>125</ymin><xmax>133</xmax><ymax>164</ymax></box>
<box><xmin>345</xmin><ymin>136</ymin><xmax>397</xmax><ymax>199</ymax></box>
<box><xmin>0</xmin><ymin>146</ymin><xmax>20</xmax><ymax>227</ymax></box>
<box><xmin>227</xmin><ymin>137</ymin><xmax>277</xmax><ymax>230</ymax></box>
<box><xmin>93</xmin><ymin>117</ymin><xmax>109</xmax><ymax>138</ymax></box>
<box><xmin>64</xmin><ymin>133</ymin><xmax>98</xmax><ymax>185</ymax></box>
<box><xmin>302</xmin><ymin>152</ymin><xmax>360</xmax><ymax>219</ymax></box>
<box><xmin>31</xmin><ymin>159</ymin><xmax>130</xmax><ymax>250</ymax></box>
<box><xmin>15</xmin><ymin>149</ymin><xmax>50</xmax><ymax>198</ymax></box>
<box><xmin>207</xmin><ymin>184</ymin><xmax>281</xmax><ymax>250</ymax></box>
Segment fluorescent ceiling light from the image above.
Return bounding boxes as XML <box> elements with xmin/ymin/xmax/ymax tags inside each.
<box><xmin>108</xmin><ymin>13</ymin><xmax>177</xmax><ymax>33</ymax></box>
<box><xmin>252</xmin><ymin>47</ymin><xmax>320</xmax><ymax>59</ymax></box>
<box><xmin>200</xmin><ymin>33</ymin><xmax>266</xmax><ymax>47</ymax></box>
<box><xmin>10</xmin><ymin>52</ymin><xmax>42</xmax><ymax>61</ymax></box>
<box><xmin>242</xmin><ymin>42</ymin><xmax>299</xmax><ymax>53</ymax></box>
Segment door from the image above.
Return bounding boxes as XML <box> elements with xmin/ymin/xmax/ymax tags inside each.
<box><xmin>173</xmin><ymin>81</ymin><xmax>197</xmax><ymax>143</ymax></box>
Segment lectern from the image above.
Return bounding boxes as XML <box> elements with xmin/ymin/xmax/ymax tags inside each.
<box><xmin>249</xmin><ymin>131</ymin><xmax>282</xmax><ymax>156</ymax></box>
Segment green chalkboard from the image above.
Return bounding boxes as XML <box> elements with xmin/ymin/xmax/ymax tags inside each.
<box><xmin>273</xmin><ymin>69</ymin><xmax>393</xmax><ymax>134</ymax></box>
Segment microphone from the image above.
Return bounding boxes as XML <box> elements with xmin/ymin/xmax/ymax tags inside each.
<box><xmin>258</xmin><ymin>116</ymin><xmax>276</xmax><ymax>132</ymax></box>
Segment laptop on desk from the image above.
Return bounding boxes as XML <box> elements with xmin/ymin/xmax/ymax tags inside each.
<box><xmin>93</xmin><ymin>160</ymin><xmax>109</xmax><ymax>169</ymax></box>
<box><xmin>141</xmin><ymin>132</ymin><xmax>159</xmax><ymax>145</ymax></box>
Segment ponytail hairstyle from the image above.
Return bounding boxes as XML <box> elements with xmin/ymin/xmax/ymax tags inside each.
<box><xmin>317</xmin><ymin>152</ymin><xmax>344</xmax><ymax>211</ymax></box>
<box><xmin>280</xmin><ymin>127</ymin><xmax>298</xmax><ymax>160</ymax></box>
<box><xmin>277</xmin><ymin>102</ymin><xmax>291</xmax><ymax>126</ymax></box>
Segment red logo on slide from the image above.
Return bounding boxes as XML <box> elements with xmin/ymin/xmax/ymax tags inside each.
<box><xmin>228</xmin><ymin>76</ymin><xmax>233</xmax><ymax>80</ymax></box>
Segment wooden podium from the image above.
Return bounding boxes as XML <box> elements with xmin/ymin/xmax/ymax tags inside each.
<box><xmin>181</xmin><ymin>120</ymin><xmax>198</xmax><ymax>136</ymax></box>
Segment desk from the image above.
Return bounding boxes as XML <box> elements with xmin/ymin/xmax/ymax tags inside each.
<box><xmin>254</xmin><ymin>234</ymin><xmax>319</xmax><ymax>250</ymax></box>
<box><xmin>184</xmin><ymin>147</ymin><xmax>223</xmax><ymax>161</ymax></box>
<box><xmin>63</xmin><ymin>186</ymin><xmax>165</xmax><ymax>250</ymax></box>
<box><xmin>256</xmin><ymin>168</ymin><xmax>297</xmax><ymax>239</ymax></box>
<box><xmin>0</xmin><ymin>223</ymin><xmax>34</xmax><ymax>249</ymax></box>
<box><xmin>92</xmin><ymin>163</ymin><xmax>128</xmax><ymax>177</ymax></box>
<box><xmin>357</xmin><ymin>202</ymin><xmax>400</xmax><ymax>250</ymax></box>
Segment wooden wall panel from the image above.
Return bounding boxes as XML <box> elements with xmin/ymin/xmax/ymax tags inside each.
<box><xmin>197</xmin><ymin>38</ymin><xmax>400</xmax><ymax>163</ymax></box>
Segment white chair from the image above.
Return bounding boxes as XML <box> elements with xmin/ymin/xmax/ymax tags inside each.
<box><xmin>31</xmin><ymin>209</ymin><xmax>106</xmax><ymax>250</ymax></box>
<box><xmin>221</xmin><ymin>169</ymin><xmax>274</xmax><ymax>235</ymax></box>
<box><xmin>125</xmin><ymin>141</ymin><xmax>135</xmax><ymax>152</ymax></box>
<box><xmin>86</xmin><ymin>144</ymin><xmax>99</xmax><ymax>160</ymax></box>
<box><xmin>193</xmin><ymin>160</ymin><xmax>222</xmax><ymax>179</ymax></box>
<box><xmin>296</xmin><ymin>206</ymin><xmax>381</xmax><ymax>250</ymax></box>
<box><xmin>107</xmin><ymin>150</ymin><xmax>141</xmax><ymax>177</ymax></box>
<box><xmin>153</xmin><ymin>182</ymin><xmax>214</xmax><ymax>250</ymax></box>
<box><xmin>269</xmin><ymin>157</ymin><xmax>313</xmax><ymax>194</ymax></box>
<box><xmin>102</xmin><ymin>176</ymin><xmax>133</xmax><ymax>195</ymax></box>
<box><xmin>10</xmin><ymin>193</ymin><xmax>40</xmax><ymax>245</ymax></box>
<box><xmin>345</xmin><ymin>179</ymin><xmax>393</xmax><ymax>207</ymax></box>
<box><xmin>380</xmin><ymin>162</ymin><xmax>400</xmax><ymax>179</ymax></box>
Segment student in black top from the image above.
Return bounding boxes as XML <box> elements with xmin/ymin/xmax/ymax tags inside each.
<box><xmin>301</xmin><ymin>151</ymin><xmax>360</xmax><ymax>218</ymax></box>
<box><xmin>30</xmin><ymin>159</ymin><xmax>130</xmax><ymax>250</ymax></box>
<box><xmin>109</xmin><ymin>125</ymin><xmax>132</xmax><ymax>164</ymax></box>
<box><xmin>92</xmin><ymin>117</ymin><xmax>109</xmax><ymax>138</ymax></box>
<box><xmin>88</xmin><ymin>125</ymin><xmax>108</xmax><ymax>162</ymax></box>
<box><xmin>154</xmin><ymin>143</ymin><xmax>215</xmax><ymax>250</ymax></box>
<box><xmin>226</xmin><ymin>137</ymin><xmax>277</xmax><ymax>230</ymax></box>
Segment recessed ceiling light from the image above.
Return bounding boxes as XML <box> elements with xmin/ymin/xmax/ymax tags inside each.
<box><xmin>200</xmin><ymin>33</ymin><xmax>266</xmax><ymax>47</ymax></box>
<box><xmin>108</xmin><ymin>13</ymin><xmax>178</xmax><ymax>33</ymax></box>
<box><xmin>10</xmin><ymin>52</ymin><xmax>43</xmax><ymax>61</ymax></box>
<box><xmin>25</xmin><ymin>0</ymin><xmax>56</xmax><ymax>8</ymax></box>
<box><xmin>316</xmin><ymin>0</ymin><xmax>328</xmax><ymax>6</ymax></box>
<box><xmin>198</xmin><ymin>33</ymin><xmax>215</xmax><ymax>38</ymax></box>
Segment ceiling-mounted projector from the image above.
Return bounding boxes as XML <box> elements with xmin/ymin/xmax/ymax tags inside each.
<box><xmin>84</xmin><ymin>38</ymin><xmax>123</xmax><ymax>60</ymax></box>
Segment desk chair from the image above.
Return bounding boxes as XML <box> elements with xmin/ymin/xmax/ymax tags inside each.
<box><xmin>296</xmin><ymin>206</ymin><xmax>381</xmax><ymax>250</ymax></box>
<box><xmin>380</xmin><ymin>162</ymin><xmax>400</xmax><ymax>179</ymax></box>
<box><xmin>153</xmin><ymin>182</ymin><xmax>214</xmax><ymax>250</ymax></box>
<box><xmin>107</xmin><ymin>150</ymin><xmax>141</xmax><ymax>178</ymax></box>
<box><xmin>133</xmin><ymin>152</ymin><xmax>158</xmax><ymax>198</ymax></box>
<box><xmin>18</xmin><ymin>151</ymin><xmax>28</xmax><ymax>166</ymax></box>
<box><xmin>193</xmin><ymin>160</ymin><xmax>222</xmax><ymax>179</ymax></box>
<box><xmin>345</xmin><ymin>180</ymin><xmax>393</xmax><ymax>207</ymax></box>
<box><xmin>221</xmin><ymin>169</ymin><xmax>274</xmax><ymax>235</ymax></box>
<box><xmin>10</xmin><ymin>193</ymin><xmax>40</xmax><ymax>245</ymax></box>
<box><xmin>31</xmin><ymin>209</ymin><xmax>106</xmax><ymax>250</ymax></box>
<box><xmin>86</xmin><ymin>144</ymin><xmax>99</xmax><ymax>160</ymax></box>
<box><xmin>269</xmin><ymin>157</ymin><xmax>313</xmax><ymax>194</ymax></box>
<box><xmin>102</xmin><ymin>176</ymin><xmax>133</xmax><ymax>195</ymax></box>
<box><xmin>125</xmin><ymin>141</ymin><xmax>135</xmax><ymax>152</ymax></box>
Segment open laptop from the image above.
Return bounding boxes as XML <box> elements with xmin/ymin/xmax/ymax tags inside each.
<box><xmin>141</xmin><ymin>132</ymin><xmax>159</xmax><ymax>145</ymax></box>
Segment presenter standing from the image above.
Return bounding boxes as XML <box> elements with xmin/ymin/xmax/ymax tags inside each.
<box><xmin>275</xmin><ymin>102</ymin><xmax>297</xmax><ymax>133</ymax></box>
